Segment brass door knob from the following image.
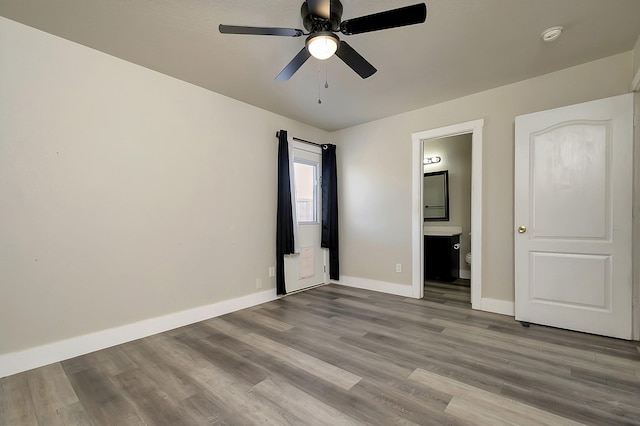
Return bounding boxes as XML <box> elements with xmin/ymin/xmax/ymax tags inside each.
<box><xmin>518</xmin><ymin>225</ymin><xmax>527</xmax><ymax>234</ymax></box>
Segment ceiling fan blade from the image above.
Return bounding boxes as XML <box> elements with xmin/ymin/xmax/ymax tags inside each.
<box><xmin>339</xmin><ymin>3</ymin><xmax>427</xmax><ymax>35</ymax></box>
<box><xmin>275</xmin><ymin>47</ymin><xmax>312</xmax><ymax>80</ymax></box>
<box><xmin>335</xmin><ymin>41</ymin><xmax>376</xmax><ymax>79</ymax></box>
<box><xmin>219</xmin><ymin>24</ymin><xmax>304</xmax><ymax>37</ymax></box>
<box><xmin>306</xmin><ymin>0</ymin><xmax>331</xmax><ymax>20</ymax></box>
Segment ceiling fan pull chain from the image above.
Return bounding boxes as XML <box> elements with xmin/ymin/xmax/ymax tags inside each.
<box><xmin>318</xmin><ymin>63</ymin><xmax>322</xmax><ymax>104</ymax></box>
<box><xmin>325</xmin><ymin>65</ymin><xmax>329</xmax><ymax>89</ymax></box>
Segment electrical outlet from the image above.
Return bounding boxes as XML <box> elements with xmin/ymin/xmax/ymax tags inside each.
<box><xmin>256</xmin><ymin>278</ymin><xmax>263</xmax><ymax>289</ymax></box>
<box><xmin>396</xmin><ymin>263</ymin><xmax>402</xmax><ymax>273</ymax></box>
<box><xmin>268</xmin><ymin>266</ymin><xmax>275</xmax><ymax>277</ymax></box>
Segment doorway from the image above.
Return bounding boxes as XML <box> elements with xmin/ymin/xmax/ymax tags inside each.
<box><xmin>423</xmin><ymin>133</ymin><xmax>472</xmax><ymax>304</ymax></box>
<box><xmin>411</xmin><ymin>120</ymin><xmax>484</xmax><ymax>309</ymax></box>
<box><xmin>284</xmin><ymin>142</ymin><xmax>328</xmax><ymax>293</ymax></box>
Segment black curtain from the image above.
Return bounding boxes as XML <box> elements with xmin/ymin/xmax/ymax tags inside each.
<box><xmin>321</xmin><ymin>144</ymin><xmax>339</xmax><ymax>280</ymax></box>
<box><xmin>276</xmin><ymin>130</ymin><xmax>295</xmax><ymax>295</ymax></box>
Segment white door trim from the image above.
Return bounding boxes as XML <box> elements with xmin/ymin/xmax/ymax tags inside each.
<box><xmin>630</xmin><ymin>71</ymin><xmax>638</xmax><ymax>336</ymax></box>
<box><xmin>411</xmin><ymin>119</ymin><xmax>484</xmax><ymax>309</ymax></box>
<box><xmin>631</xmin><ymin>66</ymin><xmax>640</xmax><ymax>92</ymax></box>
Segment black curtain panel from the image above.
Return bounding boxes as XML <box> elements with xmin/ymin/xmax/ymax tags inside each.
<box><xmin>276</xmin><ymin>130</ymin><xmax>295</xmax><ymax>295</ymax></box>
<box><xmin>321</xmin><ymin>144</ymin><xmax>339</xmax><ymax>280</ymax></box>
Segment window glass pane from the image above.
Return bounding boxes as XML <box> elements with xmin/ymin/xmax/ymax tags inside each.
<box><xmin>294</xmin><ymin>161</ymin><xmax>317</xmax><ymax>223</ymax></box>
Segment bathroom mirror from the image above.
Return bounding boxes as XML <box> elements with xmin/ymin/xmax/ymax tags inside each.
<box><xmin>423</xmin><ymin>170</ymin><xmax>449</xmax><ymax>221</ymax></box>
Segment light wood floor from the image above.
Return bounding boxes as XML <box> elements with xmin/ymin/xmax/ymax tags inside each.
<box><xmin>2</xmin><ymin>284</ymin><xmax>639</xmax><ymax>425</ymax></box>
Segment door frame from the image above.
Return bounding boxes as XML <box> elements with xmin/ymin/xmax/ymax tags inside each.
<box><xmin>287</xmin><ymin>141</ymin><xmax>328</xmax><ymax>291</ymax></box>
<box><xmin>633</xmin><ymin>76</ymin><xmax>640</xmax><ymax>340</ymax></box>
<box><xmin>411</xmin><ymin>119</ymin><xmax>484</xmax><ymax>309</ymax></box>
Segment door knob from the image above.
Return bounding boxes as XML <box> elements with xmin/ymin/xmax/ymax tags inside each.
<box><xmin>518</xmin><ymin>225</ymin><xmax>527</xmax><ymax>234</ymax></box>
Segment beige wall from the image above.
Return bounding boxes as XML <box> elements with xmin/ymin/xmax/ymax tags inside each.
<box><xmin>424</xmin><ymin>134</ymin><xmax>472</xmax><ymax>276</ymax></box>
<box><xmin>634</xmin><ymin>92</ymin><xmax>640</xmax><ymax>340</ymax></box>
<box><xmin>333</xmin><ymin>52</ymin><xmax>633</xmax><ymax>302</ymax></box>
<box><xmin>0</xmin><ymin>17</ymin><xmax>328</xmax><ymax>355</ymax></box>
<box><xmin>633</xmin><ymin>34</ymin><xmax>640</xmax><ymax>79</ymax></box>
<box><xmin>1</xmin><ymin>16</ymin><xmax>637</xmax><ymax>358</ymax></box>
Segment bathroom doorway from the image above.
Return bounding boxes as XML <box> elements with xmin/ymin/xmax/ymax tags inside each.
<box><xmin>423</xmin><ymin>133</ymin><xmax>472</xmax><ymax>304</ymax></box>
<box><xmin>411</xmin><ymin>120</ymin><xmax>484</xmax><ymax>309</ymax></box>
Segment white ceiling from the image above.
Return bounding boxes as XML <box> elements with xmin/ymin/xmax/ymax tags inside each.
<box><xmin>1</xmin><ymin>0</ymin><xmax>639</xmax><ymax>131</ymax></box>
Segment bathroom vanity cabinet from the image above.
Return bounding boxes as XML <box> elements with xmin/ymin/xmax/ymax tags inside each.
<box><xmin>424</xmin><ymin>234</ymin><xmax>460</xmax><ymax>282</ymax></box>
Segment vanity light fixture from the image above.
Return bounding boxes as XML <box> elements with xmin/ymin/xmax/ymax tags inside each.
<box><xmin>306</xmin><ymin>32</ymin><xmax>339</xmax><ymax>60</ymax></box>
<box><xmin>423</xmin><ymin>156</ymin><xmax>441</xmax><ymax>165</ymax></box>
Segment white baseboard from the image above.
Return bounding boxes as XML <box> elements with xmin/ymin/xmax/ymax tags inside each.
<box><xmin>335</xmin><ymin>276</ymin><xmax>414</xmax><ymax>297</ymax></box>
<box><xmin>459</xmin><ymin>269</ymin><xmax>471</xmax><ymax>280</ymax></box>
<box><xmin>480</xmin><ymin>297</ymin><xmax>515</xmax><ymax>316</ymax></box>
<box><xmin>335</xmin><ymin>276</ymin><xmax>514</xmax><ymax>318</ymax></box>
<box><xmin>0</xmin><ymin>289</ymin><xmax>277</xmax><ymax>379</ymax></box>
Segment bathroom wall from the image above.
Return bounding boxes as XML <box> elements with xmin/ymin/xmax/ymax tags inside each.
<box><xmin>424</xmin><ymin>134</ymin><xmax>472</xmax><ymax>278</ymax></box>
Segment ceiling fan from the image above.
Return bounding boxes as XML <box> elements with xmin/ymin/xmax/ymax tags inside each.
<box><xmin>219</xmin><ymin>0</ymin><xmax>427</xmax><ymax>80</ymax></box>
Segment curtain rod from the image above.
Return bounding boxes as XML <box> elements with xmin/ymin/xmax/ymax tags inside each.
<box><xmin>276</xmin><ymin>131</ymin><xmax>325</xmax><ymax>148</ymax></box>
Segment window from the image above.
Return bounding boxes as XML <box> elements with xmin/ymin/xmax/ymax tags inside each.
<box><xmin>294</xmin><ymin>160</ymin><xmax>318</xmax><ymax>223</ymax></box>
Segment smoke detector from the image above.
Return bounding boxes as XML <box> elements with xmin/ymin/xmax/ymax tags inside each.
<box><xmin>541</xmin><ymin>26</ymin><xmax>563</xmax><ymax>42</ymax></box>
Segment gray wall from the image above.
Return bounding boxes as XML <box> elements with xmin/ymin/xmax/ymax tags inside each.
<box><xmin>333</xmin><ymin>52</ymin><xmax>633</xmax><ymax>303</ymax></box>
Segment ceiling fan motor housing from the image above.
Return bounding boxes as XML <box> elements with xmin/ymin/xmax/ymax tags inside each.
<box><xmin>301</xmin><ymin>0</ymin><xmax>343</xmax><ymax>32</ymax></box>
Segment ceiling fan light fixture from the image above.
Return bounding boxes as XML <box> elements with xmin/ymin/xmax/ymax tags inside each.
<box><xmin>306</xmin><ymin>32</ymin><xmax>339</xmax><ymax>60</ymax></box>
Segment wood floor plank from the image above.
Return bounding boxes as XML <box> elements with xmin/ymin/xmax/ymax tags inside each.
<box><xmin>259</xmin><ymin>323</ymin><xmax>416</xmax><ymax>386</ymax></box>
<box><xmin>189</xmin><ymin>364</ymin><xmax>307</xmax><ymax>425</ymax></box>
<box><xmin>115</xmin><ymin>368</ymin><xmax>204</xmax><ymax>426</ymax></box>
<box><xmin>180</xmin><ymin>391</ymin><xmax>242</xmax><ymax>425</ymax></box>
<box><xmin>174</xmin><ymin>330</ymin><xmax>269</xmax><ymax>386</ymax></box>
<box><xmin>121</xmin><ymin>340</ymin><xmax>200</xmax><ymax>401</ymax></box>
<box><xmin>446</xmin><ymin>396</ymin><xmax>570</xmax><ymax>426</ymax></box>
<box><xmin>254</xmin><ymin>304</ymin><xmax>368</xmax><ymax>340</ymax></box>
<box><xmin>0</xmin><ymin>373</ymin><xmax>38</xmax><ymax>425</ymax></box>
<box><xmin>350</xmin><ymin>378</ymin><xmax>465</xmax><ymax>426</ymax></box>
<box><xmin>63</xmin><ymin>367</ymin><xmax>147</xmax><ymax>425</ymax></box>
<box><xmin>253</xmin><ymin>378</ymin><xmax>364</xmax><ymax>426</ymax></box>
<box><xmin>2</xmin><ymin>283</ymin><xmax>639</xmax><ymax>425</ymax></box>
<box><xmin>487</xmin><ymin>323</ymin><xmax>640</xmax><ymax>358</ymax></box>
<box><xmin>206</xmin><ymin>318</ymin><xmax>362</xmax><ymax>390</ymax></box>
<box><xmin>26</xmin><ymin>363</ymin><xmax>86</xmax><ymax>425</ymax></box>
<box><xmin>438</xmin><ymin>319</ymin><xmax>640</xmax><ymax>381</ymax></box>
<box><xmin>242</xmin><ymin>310</ymin><xmax>295</xmax><ymax>332</ymax></box>
<box><xmin>27</xmin><ymin>363</ymin><xmax>78</xmax><ymax>406</ymax></box>
<box><xmin>410</xmin><ymin>368</ymin><xmax>584</xmax><ymax>426</ymax></box>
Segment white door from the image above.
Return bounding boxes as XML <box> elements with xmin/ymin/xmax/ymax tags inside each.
<box><xmin>514</xmin><ymin>94</ymin><xmax>633</xmax><ymax>339</ymax></box>
<box><xmin>284</xmin><ymin>144</ymin><xmax>327</xmax><ymax>292</ymax></box>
